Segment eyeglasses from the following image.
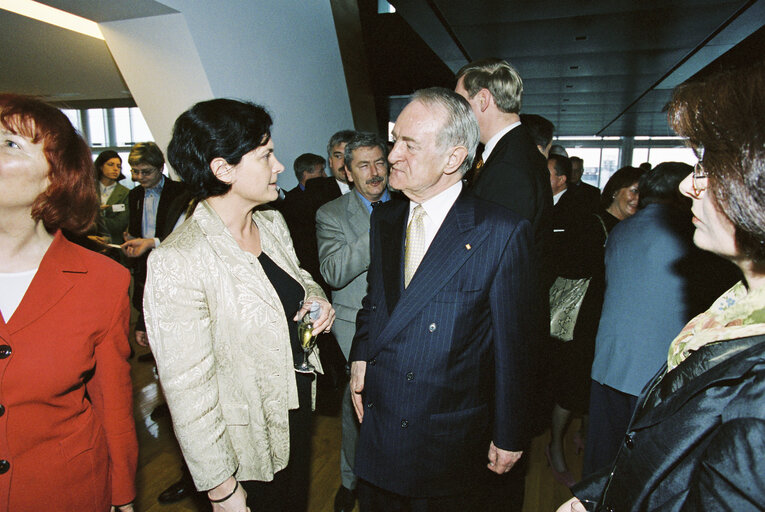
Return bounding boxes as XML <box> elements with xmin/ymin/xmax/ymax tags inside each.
<box><xmin>131</xmin><ymin>167</ymin><xmax>159</xmax><ymax>177</ymax></box>
<box><xmin>691</xmin><ymin>161</ymin><xmax>708</xmax><ymax>197</ymax></box>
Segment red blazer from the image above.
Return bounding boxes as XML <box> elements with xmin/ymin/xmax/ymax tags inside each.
<box><xmin>0</xmin><ymin>232</ymin><xmax>138</xmax><ymax>511</ymax></box>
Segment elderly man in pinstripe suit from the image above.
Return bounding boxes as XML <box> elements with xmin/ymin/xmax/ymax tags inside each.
<box><xmin>349</xmin><ymin>88</ymin><xmax>538</xmax><ymax>511</ymax></box>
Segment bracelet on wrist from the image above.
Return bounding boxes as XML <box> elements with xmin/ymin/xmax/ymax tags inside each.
<box><xmin>209</xmin><ymin>480</ymin><xmax>239</xmax><ymax>503</ymax></box>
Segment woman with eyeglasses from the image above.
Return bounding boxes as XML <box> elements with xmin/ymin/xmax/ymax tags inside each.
<box><xmin>557</xmin><ymin>64</ymin><xmax>765</xmax><ymax>511</ymax></box>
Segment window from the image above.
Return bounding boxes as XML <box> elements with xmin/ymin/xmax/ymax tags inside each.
<box><xmin>378</xmin><ymin>0</ymin><xmax>396</xmax><ymax>13</ymax></box>
<box><xmin>565</xmin><ymin>144</ymin><xmax>622</xmax><ymax>189</ymax></box>
<box><xmin>73</xmin><ymin>107</ymin><xmax>154</xmax><ymax>190</ymax></box>
<box><xmin>631</xmin><ymin>146</ymin><xmax>697</xmax><ymax>167</ymax></box>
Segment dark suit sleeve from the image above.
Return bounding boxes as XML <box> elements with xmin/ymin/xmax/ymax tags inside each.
<box><xmin>349</xmin><ymin>209</ymin><xmax>378</xmax><ymax>364</ymax></box>
<box><xmin>491</xmin><ymin>218</ymin><xmax>537</xmax><ymax>450</ymax></box>
<box><xmin>682</xmin><ymin>418</ymin><xmax>765</xmax><ymax>510</ymax></box>
<box><xmin>127</xmin><ymin>188</ymin><xmax>142</xmax><ymax>238</ymax></box>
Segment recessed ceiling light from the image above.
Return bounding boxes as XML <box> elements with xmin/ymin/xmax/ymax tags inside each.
<box><xmin>0</xmin><ymin>0</ymin><xmax>103</xmax><ymax>40</ymax></box>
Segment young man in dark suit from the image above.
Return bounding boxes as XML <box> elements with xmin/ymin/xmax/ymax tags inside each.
<box><xmin>349</xmin><ymin>88</ymin><xmax>537</xmax><ymax>511</ymax></box>
<box><xmin>456</xmin><ymin>58</ymin><xmax>553</xmax><ymax>283</ymax></box>
<box><xmin>121</xmin><ymin>142</ymin><xmax>189</xmax><ymax>343</ymax></box>
<box><xmin>121</xmin><ymin>142</ymin><xmax>191</xmax><ymax>503</ymax></box>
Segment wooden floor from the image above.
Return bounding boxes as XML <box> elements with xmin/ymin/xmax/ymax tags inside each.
<box><xmin>131</xmin><ymin>342</ymin><xmax>582</xmax><ymax>512</ymax></box>
<box><xmin>131</xmin><ymin>351</ymin><xmax>583</xmax><ymax>512</ymax></box>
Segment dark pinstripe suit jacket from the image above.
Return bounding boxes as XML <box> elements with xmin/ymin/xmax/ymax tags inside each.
<box><xmin>350</xmin><ymin>190</ymin><xmax>537</xmax><ymax>497</ymax></box>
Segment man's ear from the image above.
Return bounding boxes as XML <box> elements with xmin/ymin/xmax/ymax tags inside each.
<box><xmin>344</xmin><ymin>164</ymin><xmax>354</xmax><ymax>183</ymax></box>
<box><xmin>444</xmin><ymin>146</ymin><xmax>468</xmax><ymax>176</ymax></box>
<box><xmin>210</xmin><ymin>157</ymin><xmax>233</xmax><ymax>183</ymax></box>
<box><xmin>478</xmin><ymin>88</ymin><xmax>492</xmax><ymax>113</ymax></box>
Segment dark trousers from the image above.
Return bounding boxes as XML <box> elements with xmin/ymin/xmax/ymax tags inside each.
<box><xmin>358</xmin><ymin>479</ymin><xmax>485</xmax><ymax>512</ymax></box>
<box><xmin>357</xmin><ymin>456</ymin><xmax>526</xmax><ymax>512</ymax></box>
<box><xmin>583</xmin><ymin>381</ymin><xmax>638</xmax><ymax>477</ymax></box>
<box><xmin>241</xmin><ymin>372</ymin><xmax>313</xmax><ymax>511</ymax></box>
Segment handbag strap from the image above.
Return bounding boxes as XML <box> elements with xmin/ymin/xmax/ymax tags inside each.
<box><xmin>593</xmin><ymin>213</ymin><xmax>609</xmax><ymax>247</ymax></box>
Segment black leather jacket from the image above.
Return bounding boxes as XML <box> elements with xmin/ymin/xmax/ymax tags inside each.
<box><xmin>574</xmin><ymin>334</ymin><xmax>765</xmax><ymax>511</ymax></box>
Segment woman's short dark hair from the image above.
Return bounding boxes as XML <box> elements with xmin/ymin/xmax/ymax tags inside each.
<box><xmin>638</xmin><ymin>161</ymin><xmax>692</xmax><ymax>207</ymax></box>
<box><xmin>601</xmin><ymin>166</ymin><xmax>645</xmax><ymax>210</ymax></box>
<box><xmin>168</xmin><ymin>99</ymin><xmax>273</xmax><ymax>199</ymax></box>
<box><xmin>0</xmin><ymin>93</ymin><xmax>98</xmax><ymax>233</ymax></box>
<box><xmin>668</xmin><ymin>63</ymin><xmax>765</xmax><ymax>263</ymax></box>
<box><xmin>94</xmin><ymin>149</ymin><xmax>124</xmax><ymax>180</ymax></box>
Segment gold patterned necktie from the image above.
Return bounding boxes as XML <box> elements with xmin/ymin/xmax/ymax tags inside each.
<box><xmin>404</xmin><ymin>204</ymin><xmax>426</xmax><ymax>288</ymax></box>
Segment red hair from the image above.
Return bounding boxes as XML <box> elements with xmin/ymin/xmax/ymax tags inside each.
<box><xmin>0</xmin><ymin>94</ymin><xmax>98</xmax><ymax>233</ymax></box>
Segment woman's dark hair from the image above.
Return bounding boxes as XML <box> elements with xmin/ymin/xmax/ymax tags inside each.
<box><xmin>168</xmin><ymin>98</ymin><xmax>273</xmax><ymax>199</ymax></box>
<box><xmin>600</xmin><ymin>166</ymin><xmax>645</xmax><ymax>210</ymax></box>
<box><xmin>638</xmin><ymin>161</ymin><xmax>692</xmax><ymax>207</ymax></box>
<box><xmin>0</xmin><ymin>93</ymin><xmax>98</xmax><ymax>233</ymax></box>
<box><xmin>94</xmin><ymin>149</ymin><xmax>124</xmax><ymax>180</ymax></box>
<box><xmin>668</xmin><ymin>63</ymin><xmax>765</xmax><ymax>263</ymax></box>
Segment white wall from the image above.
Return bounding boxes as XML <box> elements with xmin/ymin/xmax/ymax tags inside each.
<box><xmin>102</xmin><ymin>1</ymin><xmax>354</xmax><ymax>190</ymax></box>
<box><xmin>100</xmin><ymin>13</ymin><xmax>214</xmax><ymax>178</ymax></box>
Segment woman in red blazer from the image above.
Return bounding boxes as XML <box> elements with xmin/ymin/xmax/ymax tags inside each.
<box><xmin>0</xmin><ymin>94</ymin><xmax>138</xmax><ymax>511</ymax></box>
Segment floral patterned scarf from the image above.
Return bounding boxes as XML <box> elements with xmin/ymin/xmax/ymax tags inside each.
<box><xmin>667</xmin><ymin>281</ymin><xmax>765</xmax><ymax>371</ymax></box>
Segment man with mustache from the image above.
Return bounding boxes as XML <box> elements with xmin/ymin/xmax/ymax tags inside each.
<box><xmin>316</xmin><ymin>132</ymin><xmax>396</xmax><ymax>512</ymax></box>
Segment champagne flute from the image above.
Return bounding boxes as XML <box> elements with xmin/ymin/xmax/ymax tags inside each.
<box><xmin>295</xmin><ymin>301</ymin><xmax>320</xmax><ymax>373</ymax></box>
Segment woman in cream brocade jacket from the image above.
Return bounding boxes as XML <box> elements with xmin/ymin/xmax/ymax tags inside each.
<box><xmin>144</xmin><ymin>200</ymin><xmax>325</xmax><ymax>491</ymax></box>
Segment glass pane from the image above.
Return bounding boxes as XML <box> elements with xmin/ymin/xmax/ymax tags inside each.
<box><xmin>130</xmin><ymin>108</ymin><xmax>153</xmax><ymax>143</ymax></box>
<box><xmin>599</xmin><ymin>148</ymin><xmax>621</xmax><ymax>188</ymax></box>
<box><xmin>61</xmin><ymin>109</ymin><xmax>81</xmax><ymax>133</ymax></box>
<box><xmin>567</xmin><ymin>147</ymin><xmax>603</xmax><ymax>188</ymax></box>
<box><xmin>87</xmin><ymin>109</ymin><xmax>106</xmax><ymax>147</ymax></box>
<box><xmin>113</xmin><ymin>107</ymin><xmax>132</xmax><ymax>147</ymax></box>
<box><xmin>632</xmin><ymin>148</ymin><xmax>649</xmax><ymax>167</ymax></box>
<box><xmin>643</xmin><ymin>147</ymin><xmax>697</xmax><ymax>166</ymax></box>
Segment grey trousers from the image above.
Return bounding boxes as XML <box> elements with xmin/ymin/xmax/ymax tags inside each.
<box><xmin>334</xmin><ymin>316</ymin><xmax>360</xmax><ymax>490</ymax></box>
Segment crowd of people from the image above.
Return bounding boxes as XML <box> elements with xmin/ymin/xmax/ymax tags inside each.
<box><xmin>0</xmin><ymin>58</ymin><xmax>762</xmax><ymax>512</ymax></box>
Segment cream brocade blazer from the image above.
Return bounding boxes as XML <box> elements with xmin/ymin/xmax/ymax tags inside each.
<box><xmin>144</xmin><ymin>200</ymin><xmax>325</xmax><ymax>490</ymax></box>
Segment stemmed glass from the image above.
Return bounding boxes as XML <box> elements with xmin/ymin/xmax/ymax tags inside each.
<box><xmin>295</xmin><ymin>301</ymin><xmax>320</xmax><ymax>373</ymax></box>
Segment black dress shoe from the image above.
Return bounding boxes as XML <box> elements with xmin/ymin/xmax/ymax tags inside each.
<box><xmin>334</xmin><ymin>485</ymin><xmax>357</xmax><ymax>512</ymax></box>
<box><xmin>158</xmin><ymin>477</ymin><xmax>195</xmax><ymax>504</ymax></box>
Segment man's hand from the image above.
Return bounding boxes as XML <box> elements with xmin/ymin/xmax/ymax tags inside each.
<box><xmin>121</xmin><ymin>238</ymin><xmax>155</xmax><ymax>257</ymax></box>
<box><xmin>350</xmin><ymin>361</ymin><xmax>367</xmax><ymax>423</ymax></box>
<box><xmin>487</xmin><ymin>441</ymin><xmax>523</xmax><ymax>474</ymax></box>
<box><xmin>556</xmin><ymin>497</ymin><xmax>588</xmax><ymax>512</ymax></box>
<box><xmin>134</xmin><ymin>330</ymin><xmax>149</xmax><ymax>347</ymax></box>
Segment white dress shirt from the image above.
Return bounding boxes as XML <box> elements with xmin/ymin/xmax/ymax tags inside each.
<box><xmin>0</xmin><ymin>268</ymin><xmax>37</xmax><ymax>321</ymax></box>
<box><xmin>482</xmin><ymin>121</ymin><xmax>521</xmax><ymax>162</ymax></box>
<box><xmin>407</xmin><ymin>180</ymin><xmax>463</xmax><ymax>252</ymax></box>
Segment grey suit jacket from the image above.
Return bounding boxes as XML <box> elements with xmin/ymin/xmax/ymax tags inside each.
<box><xmin>144</xmin><ymin>201</ymin><xmax>325</xmax><ymax>490</ymax></box>
<box><xmin>316</xmin><ymin>190</ymin><xmax>371</xmax><ymax>357</ymax></box>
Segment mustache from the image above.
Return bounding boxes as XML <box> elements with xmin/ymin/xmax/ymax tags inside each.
<box><xmin>366</xmin><ymin>176</ymin><xmax>385</xmax><ymax>185</ymax></box>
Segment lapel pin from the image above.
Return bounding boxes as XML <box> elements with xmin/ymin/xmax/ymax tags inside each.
<box><xmin>465</xmin><ymin>244</ymin><xmax>471</xmax><ymax>250</ymax></box>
